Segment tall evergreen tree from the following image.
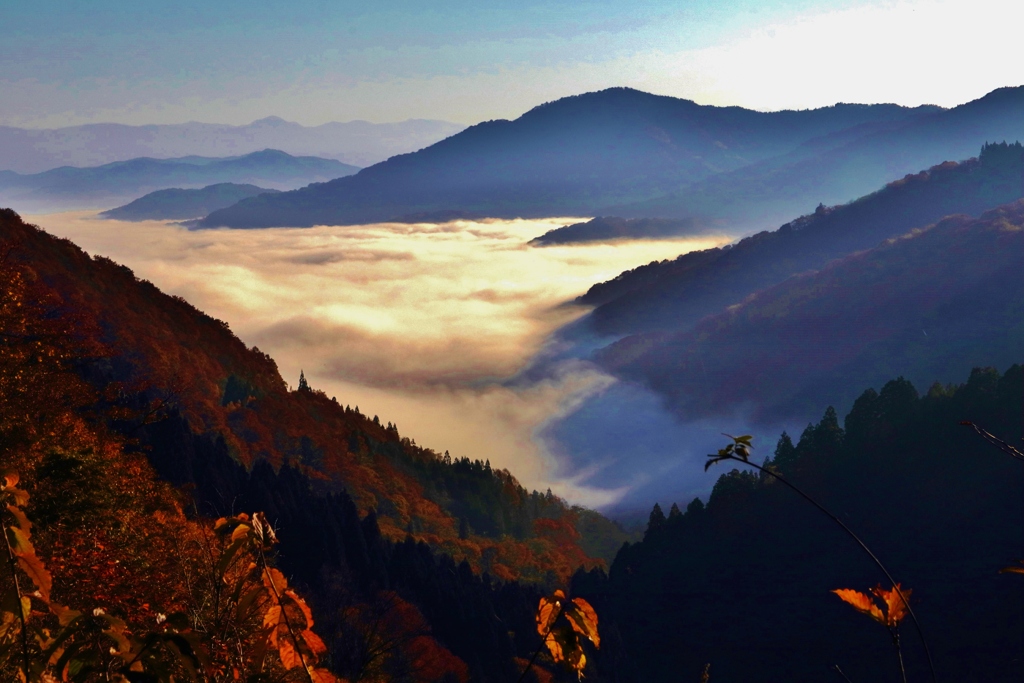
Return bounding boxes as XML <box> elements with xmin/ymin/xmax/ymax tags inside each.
<box><xmin>646</xmin><ymin>503</ymin><xmax>666</xmax><ymax>538</ymax></box>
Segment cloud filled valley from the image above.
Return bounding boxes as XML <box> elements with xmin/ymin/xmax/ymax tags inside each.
<box><xmin>29</xmin><ymin>210</ymin><xmax>730</xmax><ymax>509</ymax></box>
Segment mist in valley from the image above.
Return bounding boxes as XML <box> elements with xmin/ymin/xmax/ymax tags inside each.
<box><xmin>28</xmin><ymin>209</ymin><xmax>736</xmax><ymax>512</ymax></box>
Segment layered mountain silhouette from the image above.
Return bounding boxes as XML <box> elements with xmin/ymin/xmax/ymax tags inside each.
<box><xmin>582</xmin><ymin>142</ymin><xmax>1024</xmax><ymax>338</ymax></box>
<box><xmin>101</xmin><ymin>183</ymin><xmax>280</xmax><ymax>221</ymax></box>
<box><xmin>199</xmin><ymin>88</ymin><xmax>939</xmax><ymax>228</ymax></box>
<box><xmin>614</xmin><ymin>85</ymin><xmax>1024</xmax><ymax>229</ymax></box>
<box><xmin>0</xmin><ymin>117</ymin><xmax>464</xmax><ymax>173</ymax></box>
<box><xmin>598</xmin><ymin>195</ymin><xmax>1024</xmax><ymax>423</ymax></box>
<box><xmin>0</xmin><ymin>149</ymin><xmax>356</xmax><ymax>213</ymax></box>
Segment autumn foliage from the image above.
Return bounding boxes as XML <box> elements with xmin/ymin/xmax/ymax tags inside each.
<box><xmin>832</xmin><ymin>584</ymin><xmax>911</xmax><ymax>630</ymax></box>
<box><xmin>530</xmin><ymin>589</ymin><xmax>599</xmax><ymax>680</ymax></box>
<box><xmin>1</xmin><ymin>468</ymin><xmax>347</xmax><ymax>682</ymax></box>
<box><xmin>0</xmin><ymin>209</ymin><xmax>602</xmax><ymax>586</ymax></box>
<box><xmin>0</xmin><ymin>207</ymin><xmax>610</xmax><ymax>681</ymax></box>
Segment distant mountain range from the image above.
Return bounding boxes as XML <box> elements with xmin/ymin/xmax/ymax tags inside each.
<box><xmin>0</xmin><ymin>149</ymin><xmax>356</xmax><ymax>213</ymax></box>
<box><xmin>0</xmin><ymin>117</ymin><xmax>465</xmax><ymax>173</ymax></box>
<box><xmin>588</xmin><ymin>143</ymin><xmax>1024</xmax><ymax>422</ymax></box>
<box><xmin>613</xmin><ymin>86</ymin><xmax>1024</xmax><ymax>230</ymax></box>
<box><xmin>199</xmin><ymin>88</ymin><xmax>940</xmax><ymax>228</ymax></box>
<box><xmin>101</xmin><ymin>183</ymin><xmax>280</xmax><ymax>221</ymax></box>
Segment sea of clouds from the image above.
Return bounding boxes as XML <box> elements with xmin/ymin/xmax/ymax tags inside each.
<box><xmin>27</xmin><ymin>210</ymin><xmax>757</xmax><ymax>512</ymax></box>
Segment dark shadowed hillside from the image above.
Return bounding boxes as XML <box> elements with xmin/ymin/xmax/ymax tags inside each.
<box><xmin>598</xmin><ymin>198</ymin><xmax>1024</xmax><ymax>423</ymax></box>
<box><xmin>574</xmin><ymin>366</ymin><xmax>1024</xmax><ymax>681</ymax></box>
<box><xmin>583</xmin><ymin>142</ymin><xmax>1024</xmax><ymax>338</ymax></box>
<box><xmin>199</xmin><ymin>88</ymin><xmax>936</xmax><ymax>228</ymax></box>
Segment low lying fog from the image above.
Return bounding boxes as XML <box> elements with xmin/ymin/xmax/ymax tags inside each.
<box><xmin>28</xmin><ymin>211</ymin><xmax>736</xmax><ymax>511</ymax></box>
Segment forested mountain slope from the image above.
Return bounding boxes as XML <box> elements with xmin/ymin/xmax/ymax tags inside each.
<box><xmin>0</xmin><ymin>207</ymin><xmax>626</xmax><ymax>681</ymax></box>
<box><xmin>598</xmin><ymin>197</ymin><xmax>1024</xmax><ymax>423</ymax></box>
<box><xmin>572</xmin><ymin>366</ymin><xmax>1024</xmax><ymax>681</ymax></box>
<box><xmin>583</xmin><ymin>141</ymin><xmax>1024</xmax><ymax>338</ymax></box>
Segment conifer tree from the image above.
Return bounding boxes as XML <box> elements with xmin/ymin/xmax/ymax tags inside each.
<box><xmin>646</xmin><ymin>503</ymin><xmax>666</xmax><ymax>536</ymax></box>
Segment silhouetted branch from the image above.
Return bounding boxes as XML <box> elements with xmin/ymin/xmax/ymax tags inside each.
<box><xmin>707</xmin><ymin>437</ymin><xmax>936</xmax><ymax>683</ymax></box>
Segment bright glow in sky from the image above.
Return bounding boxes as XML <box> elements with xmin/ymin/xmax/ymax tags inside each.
<box><xmin>28</xmin><ymin>211</ymin><xmax>730</xmax><ymax>508</ymax></box>
<box><xmin>3</xmin><ymin>0</ymin><xmax>1021</xmax><ymax>127</ymax></box>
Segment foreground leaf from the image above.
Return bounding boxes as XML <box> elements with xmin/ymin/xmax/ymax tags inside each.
<box><xmin>832</xmin><ymin>588</ymin><xmax>884</xmax><ymax>625</ymax></box>
<box><xmin>564</xmin><ymin>598</ymin><xmax>600</xmax><ymax>648</ymax></box>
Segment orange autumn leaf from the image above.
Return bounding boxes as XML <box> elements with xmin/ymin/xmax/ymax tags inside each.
<box><xmin>277</xmin><ymin>636</ymin><xmax>304</xmax><ymax>670</ymax></box>
<box><xmin>283</xmin><ymin>589</ymin><xmax>314</xmax><ymax>629</ymax></box>
<box><xmin>536</xmin><ymin>593</ymin><xmax>562</xmax><ymax>636</ymax></box>
<box><xmin>1000</xmin><ymin>560</ymin><xmax>1024</xmax><ymax>575</ymax></box>
<box><xmin>872</xmin><ymin>584</ymin><xmax>912</xmax><ymax>627</ymax></box>
<box><xmin>543</xmin><ymin>632</ymin><xmax>566</xmax><ymax>663</ymax></box>
<box><xmin>534</xmin><ymin>589</ymin><xmax>599</xmax><ymax>680</ymax></box>
<box><xmin>230</xmin><ymin>522</ymin><xmax>251</xmax><ymax>543</ymax></box>
<box><xmin>564</xmin><ymin>597</ymin><xmax>600</xmax><ymax>648</ymax></box>
<box><xmin>308</xmin><ymin>667</ymin><xmax>346</xmax><ymax>683</ymax></box>
<box><xmin>5</xmin><ymin>500</ymin><xmax>52</xmax><ymax>601</ymax></box>
<box><xmin>832</xmin><ymin>588</ymin><xmax>885</xmax><ymax>624</ymax></box>
<box><xmin>567</xmin><ymin>648</ymin><xmax>586</xmax><ymax>678</ymax></box>
<box><xmin>302</xmin><ymin>629</ymin><xmax>328</xmax><ymax>656</ymax></box>
<box><xmin>833</xmin><ymin>584</ymin><xmax>912</xmax><ymax>628</ymax></box>
<box><xmin>262</xmin><ymin>567</ymin><xmax>289</xmax><ymax>594</ymax></box>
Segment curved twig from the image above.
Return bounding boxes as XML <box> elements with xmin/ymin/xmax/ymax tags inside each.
<box><xmin>830</xmin><ymin>664</ymin><xmax>854</xmax><ymax>682</ymax></box>
<box><xmin>711</xmin><ymin>451</ymin><xmax>937</xmax><ymax>683</ymax></box>
<box><xmin>960</xmin><ymin>421</ymin><xmax>1024</xmax><ymax>462</ymax></box>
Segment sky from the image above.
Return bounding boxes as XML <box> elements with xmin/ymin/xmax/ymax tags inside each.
<box><xmin>4</xmin><ymin>0</ymin><xmax>1021</xmax><ymax>128</ymax></box>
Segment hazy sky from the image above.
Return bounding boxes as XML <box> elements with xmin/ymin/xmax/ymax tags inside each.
<box><xmin>4</xmin><ymin>0</ymin><xmax>1019</xmax><ymax>128</ymax></box>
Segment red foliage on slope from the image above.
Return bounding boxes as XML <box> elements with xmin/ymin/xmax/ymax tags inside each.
<box><xmin>0</xmin><ymin>208</ymin><xmax>600</xmax><ymax>583</ymax></box>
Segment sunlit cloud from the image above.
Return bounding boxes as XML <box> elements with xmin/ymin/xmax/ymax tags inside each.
<box><xmin>26</xmin><ymin>210</ymin><xmax>730</xmax><ymax>508</ymax></box>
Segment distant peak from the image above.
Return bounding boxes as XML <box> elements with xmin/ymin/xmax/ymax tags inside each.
<box><xmin>519</xmin><ymin>87</ymin><xmax>699</xmax><ymax>120</ymax></box>
<box><xmin>244</xmin><ymin>148</ymin><xmax>290</xmax><ymax>158</ymax></box>
<box><xmin>971</xmin><ymin>85</ymin><xmax>1024</xmax><ymax>105</ymax></box>
<box><xmin>251</xmin><ymin>116</ymin><xmax>291</xmax><ymax>126</ymax></box>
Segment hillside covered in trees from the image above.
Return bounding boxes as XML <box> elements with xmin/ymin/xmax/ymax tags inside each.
<box><xmin>0</xmin><ymin>208</ymin><xmax>627</xmax><ymax>682</ymax></box>
<box><xmin>599</xmin><ymin>196</ymin><xmax>1024</xmax><ymax>422</ymax></box>
<box><xmin>571</xmin><ymin>365</ymin><xmax>1024</xmax><ymax>681</ymax></box>
<box><xmin>582</xmin><ymin>141</ymin><xmax>1024</xmax><ymax>337</ymax></box>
